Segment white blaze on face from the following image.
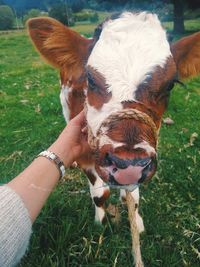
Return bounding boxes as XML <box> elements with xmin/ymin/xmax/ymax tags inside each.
<box><xmin>87</xmin><ymin>12</ymin><xmax>172</xmax><ymax>103</ymax></box>
<box><xmin>86</xmin><ymin>12</ymin><xmax>171</xmax><ymax>142</ymax></box>
<box><xmin>86</xmin><ymin>99</ymin><xmax>123</xmax><ymax>137</ymax></box>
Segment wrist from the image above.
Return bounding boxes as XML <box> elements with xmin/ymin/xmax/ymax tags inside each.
<box><xmin>48</xmin><ymin>142</ymin><xmax>74</xmax><ymax>167</ymax></box>
<box><xmin>37</xmin><ymin>150</ymin><xmax>65</xmax><ymax>178</ymax></box>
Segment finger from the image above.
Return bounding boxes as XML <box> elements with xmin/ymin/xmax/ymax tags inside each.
<box><xmin>71</xmin><ymin>110</ymin><xmax>86</xmax><ymax>127</ymax></box>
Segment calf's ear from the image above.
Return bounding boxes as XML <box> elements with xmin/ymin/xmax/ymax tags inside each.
<box><xmin>27</xmin><ymin>17</ymin><xmax>92</xmax><ymax>78</ymax></box>
<box><xmin>171</xmin><ymin>32</ymin><xmax>200</xmax><ymax>79</ymax></box>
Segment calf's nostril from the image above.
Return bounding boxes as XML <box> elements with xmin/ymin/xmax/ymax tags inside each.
<box><xmin>112</xmin><ymin>167</ymin><xmax>118</xmax><ymax>173</ymax></box>
<box><xmin>104</xmin><ymin>152</ymin><xmax>112</xmax><ymax>166</ymax></box>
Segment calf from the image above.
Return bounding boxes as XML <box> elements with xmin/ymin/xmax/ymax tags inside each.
<box><xmin>27</xmin><ymin>11</ymin><xmax>200</xmax><ymax>265</ymax></box>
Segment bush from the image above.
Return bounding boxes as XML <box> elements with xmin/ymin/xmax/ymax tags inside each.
<box><xmin>23</xmin><ymin>9</ymin><xmax>43</xmax><ymax>24</ymax></box>
<box><xmin>74</xmin><ymin>12</ymin><xmax>90</xmax><ymax>22</ymax></box>
<box><xmin>74</xmin><ymin>10</ymin><xmax>99</xmax><ymax>23</ymax></box>
<box><xmin>49</xmin><ymin>3</ymin><xmax>74</xmax><ymax>26</ymax></box>
<box><xmin>0</xmin><ymin>5</ymin><xmax>15</xmax><ymax>30</ymax></box>
<box><xmin>90</xmin><ymin>12</ymin><xmax>99</xmax><ymax>23</ymax></box>
<box><xmin>157</xmin><ymin>4</ymin><xmax>174</xmax><ymax>22</ymax></box>
<box><xmin>71</xmin><ymin>0</ymin><xmax>85</xmax><ymax>13</ymax></box>
<box><xmin>184</xmin><ymin>8</ymin><xmax>200</xmax><ymax>20</ymax></box>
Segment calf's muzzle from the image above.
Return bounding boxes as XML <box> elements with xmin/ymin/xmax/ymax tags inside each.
<box><xmin>98</xmin><ymin>153</ymin><xmax>157</xmax><ymax>187</ymax></box>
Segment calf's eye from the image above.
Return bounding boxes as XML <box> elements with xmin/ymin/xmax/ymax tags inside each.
<box><xmin>87</xmin><ymin>73</ymin><xmax>98</xmax><ymax>91</ymax></box>
<box><xmin>88</xmin><ymin>78</ymin><xmax>96</xmax><ymax>91</ymax></box>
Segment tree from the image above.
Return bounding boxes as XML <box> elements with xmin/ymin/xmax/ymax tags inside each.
<box><xmin>94</xmin><ymin>0</ymin><xmax>166</xmax><ymax>11</ymax></box>
<box><xmin>49</xmin><ymin>3</ymin><xmax>74</xmax><ymax>26</ymax></box>
<box><xmin>172</xmin><ymin>0</ymin><xmax>185</xmax><ymax>33</ymax></box>
<box><xmin>0</xmin><ymin>5</ymin><xmax>15</xmax><ymax>30</ymax></box>
<box><xmin>43</xmin><ymin>0</ymin><xmax>62</xmax><ymax>11</ymax></box>
<box><xmin>172</xmin><ymin>0</ymin><xmax>200</xmax><ymax>33</ymax></box>
<box><xmin>90</xmin><ymin>12</ymin><xmax>99</xmax><ymax>23</ymax></box>
<box><xmin>23</xmin><ymin>9</ymin><xmax>42</xmax><ymax>24</ymax></box>
<box><xmin>71</xmin><ymin>0</ymin><xmax>85</xmax><ymax>13</ymax></box>
<box><xmin>94</xmin><ymin>0</ymin><xmax>200</xmax><ymax>33</ymax></box>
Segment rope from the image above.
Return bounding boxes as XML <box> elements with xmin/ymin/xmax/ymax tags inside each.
<box><xmin>126</xmin><ymin>191</ymin><xmax>144</xmax><ymax>267</ymax></box>
<box><xmin>86</xmin><ymin>108</ymin><xmax>158</xmax><ymax>150</ymax></box>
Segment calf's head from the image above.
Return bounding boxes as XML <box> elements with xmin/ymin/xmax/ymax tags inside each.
<box><xmin>27</xmin><ymin>12</ymin><xmax>200</xmax><ymax>190</ymax></box>
<box><xmin>85</xmin><ymin>13</ymin><xmax>179</xmax><ymax>189</ymax></box>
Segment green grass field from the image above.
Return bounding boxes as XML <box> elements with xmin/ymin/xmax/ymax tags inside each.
<box><xmin>0</xmin><ymin>19</ymin><xmax>200</xmax><ymax>267</ymax></box>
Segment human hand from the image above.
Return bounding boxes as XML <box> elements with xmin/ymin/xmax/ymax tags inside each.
<box><xmin>64</xmin><ymin>111</ymin><xmax>91</xmax><ymax>161</ymax></box>
<box><xmin>48</xmin><ymin>111</ymin><xmax>91</xmax><ymax>167</ymax></box>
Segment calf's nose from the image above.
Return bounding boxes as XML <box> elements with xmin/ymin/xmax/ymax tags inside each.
<box><xmin>107</xmin><ymin>161</ymin><xmax>150</xmax><ymax>185</ymax></box>
<box><xmin>103</xmin><ymin>153</ymin><xmax>155</xmax><ymax>185</ymax></box>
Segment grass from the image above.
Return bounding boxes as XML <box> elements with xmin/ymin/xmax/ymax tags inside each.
<box><xmin>163</xmin><ymin>18</ymin><xmax>200</xmax><ymax>32</ymax></box>
<box><xmin>0</xmin><ymin>19</ymin><xmax>200</xmax><ymax>267</ymax></box>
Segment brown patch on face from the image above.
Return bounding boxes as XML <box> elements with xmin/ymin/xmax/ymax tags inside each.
<box><xmin>96</xmin><ymin>144</ymin><xmax>114</xmax><ymax>166</ymax></box>
<box><xmin>87</xmin><ymin>66</ymin><xmax>111</xmax><ymax>109</ymax></box>
<box><xmin>135</xmin><ymin>57</ymin><xmax>177</xmax><ymax>118</ymax></box>
<box><xmin>113</xmin><ymin>145</ymin><xmax>151</xmax><ymax>160</ymax></box>
<box><xmin>107</xmin><ymin>118</ymin><xmax>156</xmax><ymax>149</ymax></box>
<box><xmin>93</xmin><ymin>189</ymin><xmax>110</xmax><ymax>207</ymax></box>
<box><xmin>68</xmin><ymin>89</ymin><xmax>85</xmax><ymax>119</ymax></box>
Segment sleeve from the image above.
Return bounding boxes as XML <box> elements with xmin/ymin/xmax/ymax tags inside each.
<box><xmin>0</xmin><ymin>185</ymin><xmax>32</xmax><ymax>267</ymax></box>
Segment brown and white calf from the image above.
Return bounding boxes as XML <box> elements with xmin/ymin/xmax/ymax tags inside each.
<box><xmin>27</xmin><ymin>12</ymin><xmax>200</xmax><ymax>230</ymax></box>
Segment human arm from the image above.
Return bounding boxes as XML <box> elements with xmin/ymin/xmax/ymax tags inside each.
<box><xmin>0</xmin><ymin>111</ymin><xmax>89</xmax><ymax>266</ymax></box>
<box><xmin>8</xmin><ymin>110</ymin><xmax>89</xmax><ymax>222</ymax></box>
<box><xmin>7</xmin><ymin>111</ymin><xmax>89</xmax><ymax>222</ymax></box>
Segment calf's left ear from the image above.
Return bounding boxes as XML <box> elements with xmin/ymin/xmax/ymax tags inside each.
<box><xmin>27</xmin><ymin>17</ymin><xmax>93</xmax><ymax>79</ymax></box>
<box><xmin>171</xmin><ymin>32</ymin><xmax>200</xmax><ymax>79</ymax></box>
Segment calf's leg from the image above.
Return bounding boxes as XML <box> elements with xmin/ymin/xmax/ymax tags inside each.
<box><xmin>85</xmin><ymin>168</ymin><xmax>110</xmax><ymax>224</ymax></box>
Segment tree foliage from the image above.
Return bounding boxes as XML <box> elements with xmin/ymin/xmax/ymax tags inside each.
<box><xmin>90</xmin><ymin>12</ymin><xmax>99</xmax><ymax>23</ymax></box>
<box><xmin>23</xmin><ymin>9</ymin><xmax>43</xmax><ymax>24</ymax></box>
<box><xmin>2</xmin><ymin>0</ymin><xmax>200</xmax><ymax>33</ymax></box>
<box><xmin>3</xmin><ymin>0</ymin><xmax>200</xmax><ymax>13</ymax></box>
<box><xmin>71</xmin><ymin>0</ymin><xmax>86</xmax><ymax>12</ymax></box>
<box><xmin>49</xmin><ymin>3</ymin><xmax>74</xmax><ymax>26</ymax></box>
<box><xmin>74</xmin><ymin>10</ymin><xmax>99</xmax><ymax>23</ymax></box>
<box><xmin>0</xmin><ymin>5</ymin><xmax>15</xmax><ymax>30</ymax></box>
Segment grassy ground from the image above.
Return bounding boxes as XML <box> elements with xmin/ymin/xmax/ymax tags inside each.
<box><xmin>0</xmin><ymin>19</ymin><xmax>200</xmax><ymax>267</ymax></box>
<box><xmin>163</xmin><ymin>18</ymin><xmax>200</xmax><ymax>32</ymax></box>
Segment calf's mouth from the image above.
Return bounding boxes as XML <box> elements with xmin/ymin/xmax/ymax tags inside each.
<box><xmin>96</xmin><ymin>152</ymin><xmax>157</xmax><ymax>191</ymax></box>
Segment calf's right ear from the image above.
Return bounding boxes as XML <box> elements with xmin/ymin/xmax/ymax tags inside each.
<box><xmin>171</xmin><ymin>32</ymin><xmax>200</xmax><ymax>79</ymax></box>
<box><xmin>27</xmin><ymin>17</ymin><xmax>93</xmax><ymax>78</ymax></box>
